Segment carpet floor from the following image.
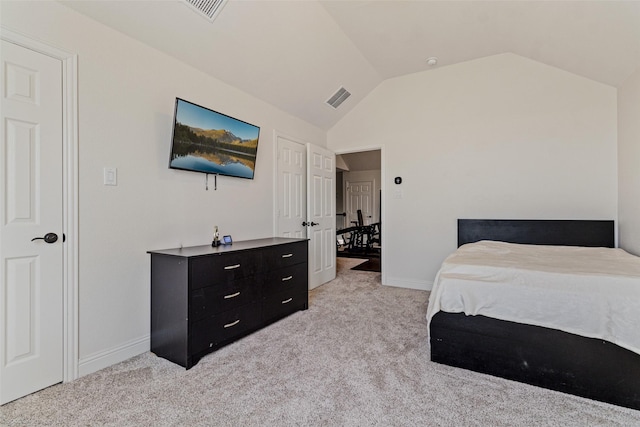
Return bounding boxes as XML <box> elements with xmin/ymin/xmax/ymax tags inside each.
<box><xmin>1</xmin><ymin>258</ymin><xmax>639</xmax><ymax>426</ymax></box>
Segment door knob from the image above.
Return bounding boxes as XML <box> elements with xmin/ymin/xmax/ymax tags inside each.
<box><xmin>302</xmin><ymin>222</ymin><xmax>319</xmax><ymax>227</ymax></box>
<box><xmin>31</xmin><ymin>233</ymin><xmax>58</xmax><ymax>244</ymax></box>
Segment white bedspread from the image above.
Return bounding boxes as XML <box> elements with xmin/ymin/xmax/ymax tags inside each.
<box><xmin>426</xmin><ymin>240</ymin><xmax>640</xmax><ymax>356</ymax></box>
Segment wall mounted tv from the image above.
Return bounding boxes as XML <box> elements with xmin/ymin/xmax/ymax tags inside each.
<box><xmin>169</xmin><ymin>98</ymin><xmax>260</xmax><ymax>179</ymax></box>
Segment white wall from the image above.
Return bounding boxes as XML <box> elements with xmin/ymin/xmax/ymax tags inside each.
<box><xmin>618</xmin><ymin>68</ymin><xmax>640</xmax><ymax>256</ymax></box>
<box><xmin>1</xmin><ymin>1</ymin><xmax>325</xmax><ymax>374</ymax></box>
<box><xmin>328</xmin><ymin>53</ymin><xmax>618</xmax><ymax>290</ymax></box>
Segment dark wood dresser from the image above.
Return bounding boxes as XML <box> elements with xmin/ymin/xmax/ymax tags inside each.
<box><xmin>148</xmin><ymin>237</ymin><xmax>308</xmax><ymax>369</ymax></box>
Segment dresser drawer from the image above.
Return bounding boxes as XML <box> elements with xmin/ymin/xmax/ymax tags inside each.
<box><xmin>190</xmin><ymin>252</ymin><xmax>259</xmax><ymax>289</ymax></box>
<box><xmin>262</xmin><ymin>290</ymin><xmax>307</xmax><ymax>324</ymax></box>
<box><xmin>190</xmin><ymin>304</ymin><xmax>261</xmax><ymax>354</ymax></box>
<box><xmin>263</xmin><ymin>263</ymin><xmax>307</xmax><ymax>294</ymax></box>
<box><xmin>190</xmin><ymin>277</ymin><xmax>259</xmax><ymax>322</ymax></box>
<box><xmin>263</xmin><ymin>241</ymin><xmax>307</xmax><ymax>269</ymax></box>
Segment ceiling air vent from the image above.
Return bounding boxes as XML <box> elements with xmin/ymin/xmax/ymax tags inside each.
<box><xmin>326</xmin><ymin>87</ymin><xmax>351</xmax><ymax>109</ymax></box>
<box><xmin>183</xmin><ymin>0</ymin><xmax>228</xmax><ymax>23</ymax></box>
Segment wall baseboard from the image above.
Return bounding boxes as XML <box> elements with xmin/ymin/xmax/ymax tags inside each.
<box><xmin>78</xmin><ymin>335</ymin><xmax>150</xmax><ymax>377</ymax></box>
<box><xmin>384</xmin><ymin>276</ymin><xmax>433</xmax><ymax>291</ymax></box>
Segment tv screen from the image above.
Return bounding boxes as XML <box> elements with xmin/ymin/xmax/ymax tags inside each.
<box><xmin>169</xmin><ymin>98</ymin><xmax>260</xmax><ymax>179</ymax></box>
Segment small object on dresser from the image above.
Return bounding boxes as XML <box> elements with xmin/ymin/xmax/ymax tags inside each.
<box><xmin>223</xmin><ymin>235</ymin><xmax>232</xmax><ymax>245</ymax></box>
<box><xmin>212</xmin><ymin>226</ymin><xmax>220</xmax><ymax>247</ymax></box>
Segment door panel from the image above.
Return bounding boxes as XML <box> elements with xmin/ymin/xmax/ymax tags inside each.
<box><xmin>346</xmin><ymin>181</ymin><xmax>373</xmax><ymax>226</ymax></box>
<box><xmin>276</xmin><ymin>139</ymin><xmax>335</xmax><ymax>290</ymax></box>
<box><xmin>276</xmin><ymin>136</ymin><xmax>306</xmax><ymax>239</ymax></box>
<box><xmin>307</xmin><ymin>145</ymin><xmax>335</xmax><ymax>289</ymax></box>
<box><xmin>1</xmin><ymin>40</ymin><xmax>64</xmax><ymax>404</ymax></box>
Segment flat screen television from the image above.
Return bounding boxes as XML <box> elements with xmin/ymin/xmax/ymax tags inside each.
<box><xmin>169</xmin><ymin>98</ymin><xmax>260</xmax><ymax>179</ymax></box>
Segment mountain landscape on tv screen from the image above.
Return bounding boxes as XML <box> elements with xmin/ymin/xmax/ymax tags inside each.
<box><xmin>170</xmin><ymin>122</ymin><xmax>258</xmax><ymax>178</ymax></box>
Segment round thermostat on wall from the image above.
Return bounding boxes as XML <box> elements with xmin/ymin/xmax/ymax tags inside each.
<box><xmin>394</xmin><ymin>177</ymin><xmax>402</xmax><ymax>184</ymax></box>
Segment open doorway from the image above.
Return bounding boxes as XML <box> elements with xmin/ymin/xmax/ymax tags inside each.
<box><xmin>336</xmin><ymin>149</ymin><xmax>381</xmax><ymax>273</ymax></box>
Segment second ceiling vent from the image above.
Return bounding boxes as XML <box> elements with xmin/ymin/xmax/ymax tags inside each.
<box><xmin>326</xmin><ymin>87</ymin><xmax>351</xmax><ymax>109</ymax></box>
<box><xmin>183</xmin><ymin>0</ymin><xmax>228</xmax><ymax>23</ymax></box>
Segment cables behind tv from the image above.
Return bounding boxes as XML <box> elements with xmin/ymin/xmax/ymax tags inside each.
<box><xmin>205</xmin><ymin>173</ymin><xmax>218</xmax><ymax>191</ymax></box>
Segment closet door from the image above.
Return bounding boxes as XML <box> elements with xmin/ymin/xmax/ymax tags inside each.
<box><xmin>0</xmin><ymin>40</ymin><xmax>64</xmax><ymax>404</ymax></box>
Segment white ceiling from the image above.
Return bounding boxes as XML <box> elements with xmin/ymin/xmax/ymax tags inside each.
<box><xmin>61</xmin><ymin>0</ymin><xmax>640</xmax><ymax>131</ymax></box>
<box><xmin>338</xmin><ymin>149</ymin><xmax>381</xmax><ymax>172</ymax></box>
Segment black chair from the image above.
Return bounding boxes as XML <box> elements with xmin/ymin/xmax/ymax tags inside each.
<box><xmin>337</xmin><ymin>210</ymin><xmax>381</xmax><ymax>255</ymax></box>
<box><xmin>368</xmin><ymin>222</ymin><xmax>381</xmax><ymax>248</ymax></box>
<box><xmin>350</xmin><ymin>210</ymin><xmax>365</xmax><ymax>249</ymax></box>
<box><xmin>349</xmin><ymin>209</ymin><xmax>364</xmax><ymax>227</ymax></box>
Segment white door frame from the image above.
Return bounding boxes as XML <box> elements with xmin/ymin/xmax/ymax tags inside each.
<box><xmin>1</xmin><ymin>27</ymin><xmax>79</xmax><ymax>383</ymax></box>
<box><xmin>335</xmin><ymin>146</ymin><xmax>386</xmax><ymax>285</ymax></box>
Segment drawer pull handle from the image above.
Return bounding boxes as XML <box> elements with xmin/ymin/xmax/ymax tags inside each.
<box><xmin>282</xmin><ymin>298</ymin><xmax>293</xmax><ymax>304</ymax></box>
<box><xmin>224</xmin><ymin>264</ymin><xmax>241</xmax><ymax>270</ymax></box>
<box><xmin>224</xmin><ymin>291</ymin><xmax>240</xmax><ymax>299</ymax></box>
<box><xmin>224</xmin><ymin>319</ymin><xmax>240</xmax><ymax>328</ymax></box>
<box><xmin>281</xmin><ymin>253</ymin><xmax>293</xmax><ymax>258</ymax></box>
<box><xmin>282</xmin><ymin>276</ymin><xmax>293</xmax><ymax>282</ymax></box>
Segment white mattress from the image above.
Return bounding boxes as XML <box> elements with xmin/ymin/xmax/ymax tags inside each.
<box><xmin>426</xmin><ymin>240</ymin><xmax>640</xmax><ymax>356</ymax></box>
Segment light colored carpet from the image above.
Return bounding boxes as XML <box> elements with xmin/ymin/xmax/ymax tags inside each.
<box><xmin>2</xmin><ymin>257</ymin><xmax>639</xmax><ymax>426</ymax></box>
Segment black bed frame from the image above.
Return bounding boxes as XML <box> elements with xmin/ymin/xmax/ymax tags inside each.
<box><xmin>430</xmin><ymin>219</ymin><xmax>640</xmax><ymax>410</ymax></box>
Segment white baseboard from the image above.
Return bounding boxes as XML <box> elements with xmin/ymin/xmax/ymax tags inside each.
<box><xmin>78</xmin><ymin>334</ymin><xmax>150</xmax><ymax>377</ymax></box>
<box><xmin>384</xmin><ymin>276</ymin><xmax>433</xmax><ymax>291</ymax></box>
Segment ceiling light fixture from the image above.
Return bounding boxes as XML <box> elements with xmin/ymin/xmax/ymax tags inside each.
<box><xmin>426</xmin><ymin>57</ymin><xmax>439</xmax><ymax>67</ymax></box>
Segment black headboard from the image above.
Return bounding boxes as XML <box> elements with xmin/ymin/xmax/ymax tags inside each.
<box><xmin>458</xmin><ymin>219</ymin><xmax>614</xmax><ymax>248</ymax></box>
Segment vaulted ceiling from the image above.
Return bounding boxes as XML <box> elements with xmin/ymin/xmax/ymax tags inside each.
<box><xmin>61</xmin><ymin>0</ymin><xmax>640</xmax><ymax>131</ymax></box>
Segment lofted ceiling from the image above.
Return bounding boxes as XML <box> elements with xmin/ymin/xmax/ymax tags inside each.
<box><xmin>60</xmin><ymin>0</ymin><xmax>640</xmax><ymax>131</ymax></box>
<box><xmin>337</xmin><ymin>150</ymin><xmax>381</xmax><ymax>172</ymax></box>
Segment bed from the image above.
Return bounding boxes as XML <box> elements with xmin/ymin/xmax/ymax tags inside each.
<box><xmin>427</xmin><ymin>219</ymin><xmax>640</xmax><ymax>410</ymax></box>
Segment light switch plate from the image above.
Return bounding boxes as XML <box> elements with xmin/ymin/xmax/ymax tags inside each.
<box><xmin>104</xmin><ymin>167</ymin><xmax>117</xmax><ymax>186</ymax></box>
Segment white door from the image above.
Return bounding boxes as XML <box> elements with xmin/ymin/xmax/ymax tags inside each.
<box><xmin>276</xmin><ymin>136</ymin><xmax>306</xmax><ymax>238</ymax></box>
<box><xmin>346</xmin><ymin>181</ymin><xmax>373</xmax><ymax>226</ymax></box>
<box><xmin>0</xmin><ymin>40</ymin><xmax>64</xmax><ymax>404</ymax></box>
<box><xmin>307</xmin><ymin>144</ymin><xmax>336</xmax><ymax>289</ymax></box>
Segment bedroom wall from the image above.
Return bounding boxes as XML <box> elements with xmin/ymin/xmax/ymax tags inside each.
<box><xmin>1</xmin><ymin>1</ymin><xmax>325</xmax><ymax>375</ymax></box>
<box><xmin>618</xmin><ymin>68</ymin><xmax>640</xmax><ymax>256</ymax></box>
<box><xmin>328</xmin><ymin>53</ymin><xmax>618</xmax><ymax>290</ymax></box>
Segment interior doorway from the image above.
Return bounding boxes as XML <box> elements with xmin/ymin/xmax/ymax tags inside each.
<box><xmin>275</xmin><ymin>134</ymin><xmax>336</xmax><ymax>289</ymax></box>
<box><xmin>335</xmin><ymin>149</ymin><xmax>382</xmax><ymax>274</ymax></box>
<box><xmin>0</xmin><ymin>29</ymin><xmax>79</xmax><ymax>404</ymax></box>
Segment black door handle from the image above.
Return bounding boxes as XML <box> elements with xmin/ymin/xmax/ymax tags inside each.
<box><xmin>31</xmin><ymin>233</ymin><xmax>58</xmax><ymax>244</ymax></box>
<box><xmin>302</xmin><ymin>222</ymin><xmax>319</xmax><ymax>227</ymax></box>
